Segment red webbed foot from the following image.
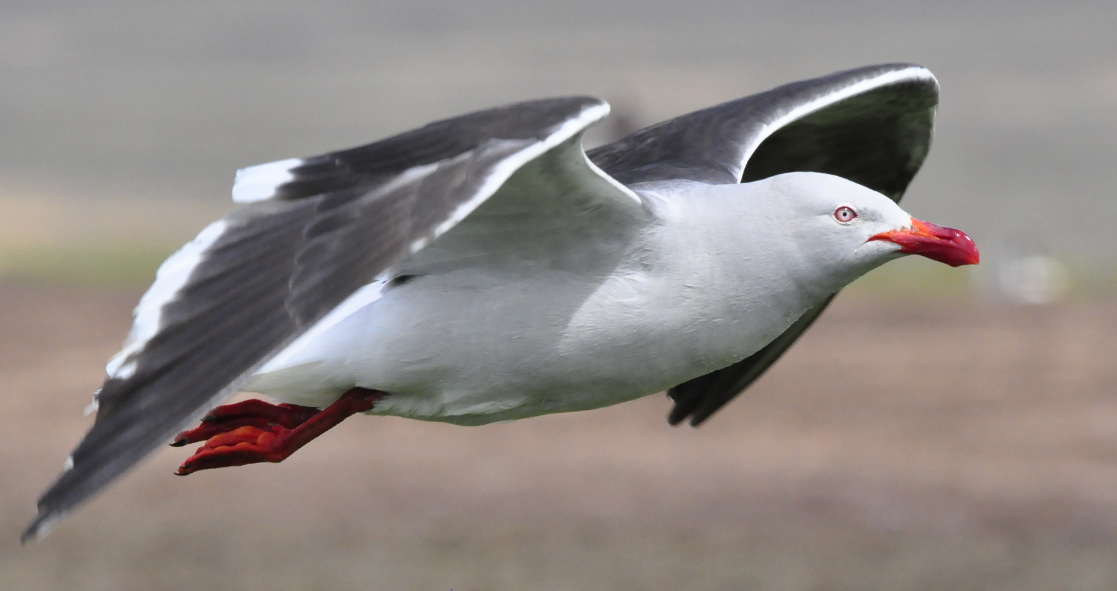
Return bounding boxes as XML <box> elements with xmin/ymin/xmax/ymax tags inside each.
<box><xmin>171</xmin><ymin>399</ymin><xmax>320</xmax><ymax>447</ymax></box>
<box><xmin>174</xmin><ymin>388</ymin><xmax>383</xmax><ymax>476</ymax></box>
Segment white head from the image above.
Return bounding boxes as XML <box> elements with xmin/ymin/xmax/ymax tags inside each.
<box><xmin>756</xmin><ymin>172</ymin><xmax>979</xmax><ymax>295</ymax></box>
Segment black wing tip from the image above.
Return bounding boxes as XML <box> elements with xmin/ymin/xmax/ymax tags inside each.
<box><xmin>686</xmin><ymin>408</ymin><xmax>716</xmax><ymax>427</ymax></box>
<box><xmin>21</xmin><ymin>469</ymin><xmax>81</xmax><ymax>545</ymax></box>
<box><xmin>20</xmin><ymin>509</ymin><xmax>61</xmax><ymax>545</ymax></box>
<box><xmin>665</xmin><ymin>389</ymin><xmax>710</xmax><ymax>427</ymax></box>
<box><xmin>664</xmin><ymin>403</ymin><xmax>718</xmax><ymax>428</ymax></box>
<box><xmin>666</xmin><ymin>389</ymin><xmax>688</xmax><ymax>425</ymax></box>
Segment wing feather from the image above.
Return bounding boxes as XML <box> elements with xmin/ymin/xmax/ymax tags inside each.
<box><xmin>588</xmin><ymin>63</ymin><xmax>937</xmax><ymax>191</ymax></box>
<box><xmin>24</xmin><ymin>96</ymin><xmax>612</xmax><ymax>542</ymax></box>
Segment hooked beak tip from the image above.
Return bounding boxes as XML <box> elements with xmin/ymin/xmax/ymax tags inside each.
<box><xmin>870</xmin><ymin>218</ymin><xmax>979</xmax><ymax>267</ymax></box>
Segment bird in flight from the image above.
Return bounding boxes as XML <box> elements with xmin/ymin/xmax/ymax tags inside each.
<box><xmin>24</xmin><ymin>63</ymin><xmax>977</xmax><ymax>542</ymax></box>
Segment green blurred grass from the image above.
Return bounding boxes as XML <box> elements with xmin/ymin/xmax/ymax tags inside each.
<box><xmin>0</xmin><ymin>244</ymin><xmax>173</xmax><ymax>286</ymax></box>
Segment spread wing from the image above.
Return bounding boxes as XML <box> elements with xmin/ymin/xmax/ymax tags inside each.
<box><xmin>587</xmin><ymin>63</ymin><xmax>939</xmax><ymax>426</ymax></box>
<box><xmin>25</xmin><ymin>96</ymin><xmax>634</xmax><ymax>542</ymax></box>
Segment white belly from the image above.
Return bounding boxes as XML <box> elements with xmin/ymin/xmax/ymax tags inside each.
<box><xmin>245</xmin><ymin>259</ymin><xmax>816</xmax><ymax>425</ymax></box>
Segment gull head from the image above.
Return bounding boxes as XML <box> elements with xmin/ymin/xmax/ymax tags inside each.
<box><xmin>761</xmin><ymin>172</ymin><xmax>979</xmax><ymax>290</ymax></box>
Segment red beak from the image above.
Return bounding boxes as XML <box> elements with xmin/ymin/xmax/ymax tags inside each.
<box><xmin>869</xmin><ymin>218</ymin><xmax>979</xmax><ymax>267</ymax></box>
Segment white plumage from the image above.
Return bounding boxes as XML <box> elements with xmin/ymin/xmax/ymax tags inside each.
<box><xmin>245</xmin><ymin>172</ymin><xmax>915</xmax><ymax>424</ymax></box>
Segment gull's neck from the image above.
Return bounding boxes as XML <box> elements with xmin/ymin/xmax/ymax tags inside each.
<box><xmin>624</xmin><ymin>180</ymin><xmax>849</xmax><ymax>362</ymax></box>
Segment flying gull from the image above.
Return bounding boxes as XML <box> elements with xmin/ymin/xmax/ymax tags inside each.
<box><xmin>23</xmin><ymin>63</ymin><xmax>978</xmax><ymax>542</ymax></box>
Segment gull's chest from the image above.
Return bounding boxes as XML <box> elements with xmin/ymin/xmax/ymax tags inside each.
<box><xmin>555</xmin><ymin>255</ymin><xmax>815</xmax><ymax>390</ymax></box>
<box><xmin>357</xmin><ymin>253</ymin><xmax>814</xmax><ymax>422</ymax></box>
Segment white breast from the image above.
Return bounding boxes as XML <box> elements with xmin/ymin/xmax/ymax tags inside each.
<box><xmin>245</xmin><ymin>182</ymin><xmax>830</xmax><ymax>424</ymax></box>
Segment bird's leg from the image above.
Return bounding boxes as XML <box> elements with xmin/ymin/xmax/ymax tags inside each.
<box><xmin>171</xmin><ymin>399</ymin><xmax>321</xmax><ymax>447</ymax></box>
<box><xmin>174</xmin><ymin>387</ymin><xmax>383</xmax><ymax>476</ymax></box>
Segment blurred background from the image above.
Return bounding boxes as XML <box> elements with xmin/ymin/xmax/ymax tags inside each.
<box><xmin>2</xmin><ymin>1</ymin><xmax>1117</xmax><ymax>589</ymax></box>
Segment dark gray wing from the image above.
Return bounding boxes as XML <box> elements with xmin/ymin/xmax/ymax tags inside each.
<box><xmin>588</xmin><ymin>63</ymin><xmax>936</xmax><ymax>197</ymax></box>
<box><xmin>24</xmin><ymin>96</ymin><xmax>610</xmax><ymax>542</ymax></box>
<box><xmin>587</xmin><ymin>63</ymin><xmax>938</xmax><ymax>426</ymax></box>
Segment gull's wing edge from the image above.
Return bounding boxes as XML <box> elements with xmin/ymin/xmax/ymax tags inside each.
<box><xmin>588</xmin><ymin>63</ymin><xmax>938</xmax><ymax>195</ymax></box>
<box><xmin>23</xmin><ymin>96</ymin><xmax>611</xmax><ymax>543</ymax></box>
<box><xmin>585</xmin><ymin>63</ymin><xmax>938</xmax><ymax>426</ymax></box>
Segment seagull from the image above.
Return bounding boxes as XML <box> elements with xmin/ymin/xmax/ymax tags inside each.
<box><xmin>23</xmin><ymin>63</ymin><xmax>977</xmax><ymax>542</ymax></box>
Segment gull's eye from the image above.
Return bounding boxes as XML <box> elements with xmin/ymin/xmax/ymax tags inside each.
<box><xmin>834</xmin><ymin>206</ymin><xmax>858</xmax><ymax>223</ymax></box>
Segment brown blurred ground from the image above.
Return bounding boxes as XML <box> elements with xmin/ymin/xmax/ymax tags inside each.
<box><xmin>2</xmin><ymin>283</ymin><xmax>1117</xmax><ymax>591</ymax></box>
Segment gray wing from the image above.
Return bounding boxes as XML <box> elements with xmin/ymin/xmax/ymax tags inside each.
<box><xmin>24</xmin><ymin>96</ymin><xmax>612</xmax><ymax>542</ymax></box>
<box><xmin>587</xmin><ymin>63</ymin><xmax>938</xmax><ymax>426</ymax></box>
<box><xmin>589</xmin><ymin>63</ymin><xmax>936</xmax><ymax>196</ymax></box>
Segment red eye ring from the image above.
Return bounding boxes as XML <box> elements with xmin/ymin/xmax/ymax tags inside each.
<box><xmin>834</xmin><ymin>206</ymin><xmax>858</xmax><ymax>223</ymax></box>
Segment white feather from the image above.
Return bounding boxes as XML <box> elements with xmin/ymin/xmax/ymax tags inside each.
<box><xmin>255</xmin><ymin>278</ymin><xmax>390</xmax><ymax>375</ymax></box>
<box><xmin>231</xmin><ymin>158</ymin><xmax>302</xmax><ymax>203</ymax></box>
<box><xmin>106</xmin><ymin>220</ymin><xmax>229</xmax><ymax>379</ymax></box>
<box><xmin>425</xmin><ymin>101</ymin><xmax>632</xmax><ymax>244</ymax></box>
<box><xmin>83</xmin><ymin>399</ymin><xmax>99</xmax><ymax>417</ymax></box>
